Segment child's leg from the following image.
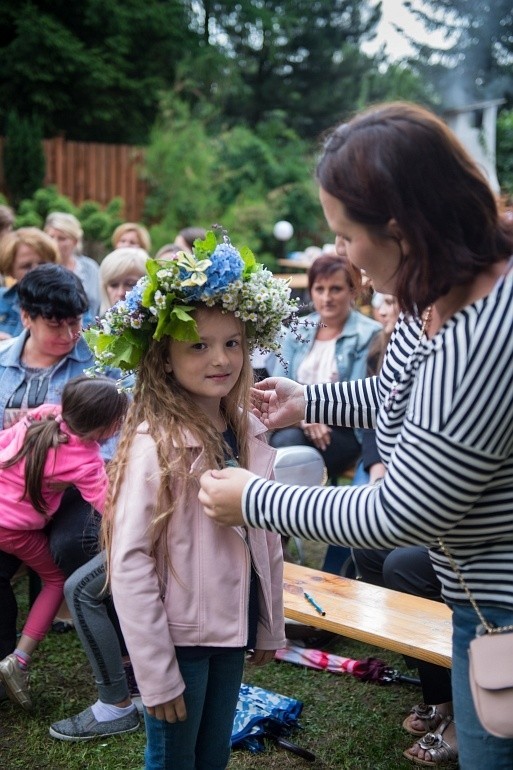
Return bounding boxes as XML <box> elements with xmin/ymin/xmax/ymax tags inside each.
<box><xmin>64</xmin><ymin>552</ymin><xmax>130</xmax><ymax>706</ymax></box>
<box><xmin>143</xmin><ymin>653</ymin><xmax>209</xmax><ymax>770</ymax></box>
<box><xmin>1</xmin><ymin>529</ymin><xmax>65</xmax><ymax>651</ymax></box>
<box><xmin>195</xmin><ymin>649</ymin><xmax>245</xmax><ymax>769</ymax></box>
<box><xmin>0</xmin><ymin>530</ymin><xmax>65</xmax><ymax>711</ymax></box>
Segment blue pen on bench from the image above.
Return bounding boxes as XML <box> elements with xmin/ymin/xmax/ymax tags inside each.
<box><xmin>303</xmin><ymin>591</ymin><xmax>326</xmax><ymax>616</ymax></box>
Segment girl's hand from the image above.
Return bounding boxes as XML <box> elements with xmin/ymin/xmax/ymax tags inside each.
<box><xmin>199</xmin><ymin>468</ymin><xmax>254</xmax><ymax>526</ymax></box>
<box><xmin>146</xmin><ymin>694</ymin><xmax>187</xmax><ymax>723</ymax></box>
<box><xmin>301</xmin><ymin>421</ymin><xmax>332</xmax><ymax>451</ymax></box>
<box><xmin>246</xmin><ymin>649</ymin><xmax>276</xmax><ymax>666</ymax></box>
<box><xmin>250</xmin><ymin>377</ymin><xmax>305</xmax><ymax>430</ymax></box>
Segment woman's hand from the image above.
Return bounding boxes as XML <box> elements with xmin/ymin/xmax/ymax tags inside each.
<box><xmin>199</xmin><ymin>468</ymin><xmax>254</xmax><ymax>526</ymax></box>
<box><xmin>146</xmin><ymin>694</ymin><xmax>187</xmax><ymax>722</ymax></box>
<box><xmin>301</xmin><ymin>421</ymin><xmax>332</xmax><ymax>452</ymax></box>
<box><xmin>251</xmin><ymin>377</ymin><xmax>305</xmax><ymax>430</ymax></box>
<box><xmin>246</xmin><ymin>649</ymin><xmax>276</xmax><ymax>666</ymax></box>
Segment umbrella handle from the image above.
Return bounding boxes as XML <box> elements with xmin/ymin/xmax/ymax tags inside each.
<box><xmin>271</xmin><ymin>735</ymin><xmax>317</xmax><ymax>762</ymax></box>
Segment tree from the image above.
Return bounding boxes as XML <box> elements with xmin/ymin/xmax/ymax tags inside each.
<box><xmin>404</xmin><ymin>1</ymin><xmax>513</xmax><ymax>107</ymax></box>
<box><xmin>186</xmin><ymin>0</ymin><xmax>382</xmax><ymax>136</ymax></box>
<box><xmin>142</xmin><ymin>96</ymin><xmax>325</xmax><ymax>260</ymax></box>
<box><xmin>2</xmin><ymin>111</ymin><xmax>45</xmax><ymax>206</ymax></box>
<box><xmin>0</xmin><ymin>0</ymin><xmax>195</xmax><ymax>143</ymax></box>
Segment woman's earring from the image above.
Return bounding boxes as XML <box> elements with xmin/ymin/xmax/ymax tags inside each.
<box><xmin>164</xmin><ymin>361</ymin><xmax>172</xmax><ymax>373</ymax></box>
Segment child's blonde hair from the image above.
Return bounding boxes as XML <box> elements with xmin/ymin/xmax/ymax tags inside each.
<box><xmin>102</xmin><ymin>308</ymin><xmax>254</xmax><ymax>559</ymax></box>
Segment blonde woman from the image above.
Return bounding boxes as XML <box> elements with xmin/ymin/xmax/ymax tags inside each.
<box><xmin>0</xmin><ymin>228</ymin><xmax>59</xmax><ymax>339</ymax></box>
<box><xmin>99</xmin><ymin>247</ymin><xmax>149</xmax><ymax>314</ymax></box>
<box><xmin>111</xmin><ymin>222</ymin><xmax>151</xmax><ymax>253</ymax></box>
<box><xmin>45</xmin><ymin>212</ymin><xmax>100</xmax><ymax>321</ymax></box>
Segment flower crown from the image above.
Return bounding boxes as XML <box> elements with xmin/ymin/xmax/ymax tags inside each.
<box><xmin>85</xmin><ymin>229</ymin><xmax>299</xmax><ymax>374</ymax></box>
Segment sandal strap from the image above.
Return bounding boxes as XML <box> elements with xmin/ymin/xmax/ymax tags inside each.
<box><xmin>411</xmin><ymin>703</ymin><xmax>439</xmax><ymax>721</ymax></box>
<box><xmin>417</xmin><ymin>717</ymin><xmax>458</xmax><ymax>763</ymax></box>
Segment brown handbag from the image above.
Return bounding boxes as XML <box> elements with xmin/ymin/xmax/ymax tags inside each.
<box><xmin>439</xmin><ymin>539</ymin><xmax>513</xmax><ymax>739</ymax></box>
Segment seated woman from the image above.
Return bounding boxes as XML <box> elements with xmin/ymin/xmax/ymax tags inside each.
<box><xmin>0</xmin><ymin>228</ymin><xmax>59</xmax><ymax>340</ymax></box>
<box><xmin>99</xmin><ymin>247</ymin><xmax>149</xmax><ymax>314</ymax></box>
<box><xmin>111</xmin><ymin>222</ymin><xmax>151</xmax><ymax>254</ymax></box>
<box><xmin>44</xmin><ymin>212</ymin><xmax>100</xmax><ymax>323</ymax></box>
<box><xmin>270</xmin><ymin>254</ymin><xmax>381</xmax><ymax>483</ymax></box>
<box><xmin>0</xmin><ymin>263</ymin><xmax>122</xmax><ymax>663</ymax></box>
<box><xmin>353</xmin><ymin>546</ymin><xmax>455</xmax><ymax>766</ymax></box>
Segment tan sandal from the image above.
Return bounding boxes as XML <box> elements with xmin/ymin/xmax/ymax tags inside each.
<box><xmin>402</xmin><ymin>703</ymin><xmax>446</xmax><ymax>736</ymax></box>
<box><xmin>403</xmin><ymin>716</ymin><xmax>458</xmax><ymax>767</ymax></box>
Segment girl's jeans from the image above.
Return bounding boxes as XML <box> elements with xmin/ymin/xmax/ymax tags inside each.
<box><xmin>143</xmin><ymin>647</ymin><xmax>245</xmax><ymax>770</ymax></box>
<box><xmin>451</xmin><ymin>602</ymin><xmax>513</xmax><ymax>769</ymax></box>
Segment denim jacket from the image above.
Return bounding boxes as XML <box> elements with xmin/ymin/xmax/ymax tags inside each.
<box><xmin>0</xmin><ymin>286</ymin><xmax>23</xmax><ymax>338</ymax></box>
<box><xmin>272</xmin><ymin>309</ymin><xmax>381</xmax><ymax>383</ymax></box>
<box><xmin>0</xmin><ymin>330</ymin><xmax>119</xmax><ymax>459</ymax></box>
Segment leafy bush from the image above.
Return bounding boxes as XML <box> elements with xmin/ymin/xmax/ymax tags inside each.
<box><xmin>13</xmin><ymin>186</ymin><xmax>126</xmax><ymax>254</ymax></box>
<box><xmin>143</xmin><ymin>96</ymin><xmax>326</xmax><ymax>259</ymax></box>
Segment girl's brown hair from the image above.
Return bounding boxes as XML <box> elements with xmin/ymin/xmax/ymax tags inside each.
<box><xmin>0</xmin><ymin>375</ymin><xmax>128</xmax><ymax>516</ymax></box>
<box><xmin>102</xmin><ymin>307</ymin><xmax>254</xmax><ymax>559</ymax></box>
<box><xmin>317</xmin><ymin>101</ymin><xmax>513</xmax><ymax>315</ymax></box>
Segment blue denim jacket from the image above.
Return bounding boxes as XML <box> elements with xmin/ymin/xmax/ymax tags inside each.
<box><xmin>272</xmin><ymin>309</ymin><xmax>381</xmax><ymax>444</ymax></box>
<box><xmin>272</xmin><ymin>309</ymin><xmax>381</xmax><ymax>383</ymax></box>
<box><xmin>0</xmin><ymin>286</ymin><xmax>23</xmax><ymax>338</ymax></box>
<box><xmin>0</xmin><ymin>330</ymin><xmax>119</xmax><ymax>459</ymax></box>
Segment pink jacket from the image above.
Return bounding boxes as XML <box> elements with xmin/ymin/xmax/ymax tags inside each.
<box><xmin>110</xmin><ymin>413</ymin><xmax>285</xmax><ymax>708</ymax></box>
<box><xmin>0</xmin><ymin>404</ymin><xmax>108</xmax><ymax>530</ymax></box>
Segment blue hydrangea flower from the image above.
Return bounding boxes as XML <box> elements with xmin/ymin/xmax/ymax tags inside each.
<box><xmin>124</xmin><ymin>282</ymin><xmax>144</xmax><ymax>313</ymax></box>
<box><xmin>191</xmin><ymin>243</ymin><xmax>244</xmax><ymax>300</ymax></box>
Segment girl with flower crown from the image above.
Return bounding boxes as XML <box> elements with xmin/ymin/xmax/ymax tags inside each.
<box><xmin>91</xmin><ymin>232</ymin><xmax>289</xmax><ymax>770</ymax></box>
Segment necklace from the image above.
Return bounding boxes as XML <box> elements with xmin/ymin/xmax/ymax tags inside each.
<box><xmin>383</xmin><ymin>305</ymin><xmax>433</xmax><ymax>414</ymax></box>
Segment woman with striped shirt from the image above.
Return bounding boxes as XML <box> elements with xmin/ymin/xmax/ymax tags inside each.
<box><xmin>199</xmin><ymin>102</ymin><xmax>513</xmax><ymax>769</ymax></box>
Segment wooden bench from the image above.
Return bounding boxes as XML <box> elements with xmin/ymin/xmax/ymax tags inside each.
<box><xmin>283</xmin><ymin>562</ymin><xmax>452</xmax><ymax>668</ymax></box>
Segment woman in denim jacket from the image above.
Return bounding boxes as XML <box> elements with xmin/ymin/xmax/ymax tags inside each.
<box><xmin>271</xmin><ymin>254</ymin><xmax>381</xmax><ymax>483</ymax></box>
<box><xmin>0</xmin><ymin>264</ymin><xmax>120</xmax><ymax>663</ymax></box>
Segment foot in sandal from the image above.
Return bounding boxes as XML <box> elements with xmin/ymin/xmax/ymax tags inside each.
<box><xmin>402</xmin><ymin>702</ymin><xmax>452</xmax><ymax>736</ymax></box>
<box><xmin>403</xmin><ymin>716</ymin><xmax>458</xmax><ymax>767</ymax></box>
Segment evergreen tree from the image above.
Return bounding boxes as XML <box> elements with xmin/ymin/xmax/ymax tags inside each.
<box><xmin>404</xmin><ymin>0</ymin><xmax>513</xmax><ymax>106</ymax></box>
<box><xmin>0</xmin><ymin>0</ymin><xmax>194</xmax><ymax>143</ymax></box>
<box><xmin>3</xmin><ymin>111</ymin><xmax>46</xmax><ymax>206</ymax></box>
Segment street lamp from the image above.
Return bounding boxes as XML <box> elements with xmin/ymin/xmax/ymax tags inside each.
<box><xmin>273</xmin><ymin>220</ymin><xmax>294</xmax><ymax>261</ymax></box>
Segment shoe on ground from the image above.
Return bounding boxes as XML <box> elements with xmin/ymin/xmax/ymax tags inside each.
<box><xmin>49</xmin><ymin>705</ymin><xmax>140</xmax><ymax>741</ymax></box>
<box><xmin>0</xmin><ymin>654</ymin><xmax>32</xmax><ymax>711</ymax></box>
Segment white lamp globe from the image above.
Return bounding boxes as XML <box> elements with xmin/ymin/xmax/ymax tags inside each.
<box><xmin>273</xmin><ymin>220</ymin><xmax>294</xmax><ymax>241</ymax></box>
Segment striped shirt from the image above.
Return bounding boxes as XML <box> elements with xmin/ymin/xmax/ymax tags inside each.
<box><xmin>244</xmin><ymin>265</ymin><xmax>513</xmax><ymax>609</ymax></box>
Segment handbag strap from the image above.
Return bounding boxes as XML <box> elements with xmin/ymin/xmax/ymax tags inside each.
<box><xmin>438</xmin><ymin>538</ymin><xmax>513</xmax><ymax>635</ymax></box>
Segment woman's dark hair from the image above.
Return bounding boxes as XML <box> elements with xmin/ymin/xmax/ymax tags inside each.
<box><xmin>307</xmin><ymin>253</ymin><xmax>362</xmax><ymax>296</ymax></box>
<box><xmin>317</xmin><ymin>101</ymin><xmax>513</xmax><ymax>315</ymax></box>
<box><xmin>0</xmin><ymin>375</ymin><xmax>128</xmax><ymax>516</ymax></box>
<box><xmin>17</xmin><ymin>263</ymin><xmax>88</xmax><ymax>319</ymax></box>
<box><xmin>177</xmin><ymin>227</ymin><xmax>206</xmax><ymax>250</ymax></box>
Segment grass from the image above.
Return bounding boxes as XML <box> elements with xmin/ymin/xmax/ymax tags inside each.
<box><xmin>0</xmin><ymin>542</ymin><xmax>422</xmax><ymax>770</ymax></box>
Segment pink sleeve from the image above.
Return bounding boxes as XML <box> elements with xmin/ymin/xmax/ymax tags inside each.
<box><xmin>72</xmin><ymin>456</ymin><xmax>109</xmax><ymax>514</ymax></box>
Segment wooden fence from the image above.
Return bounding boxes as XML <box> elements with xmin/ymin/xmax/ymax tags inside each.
<box><xmin>0</xmin><ymin>136</ymin><xmax>148</xmax><ymax>221</ymax></box>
